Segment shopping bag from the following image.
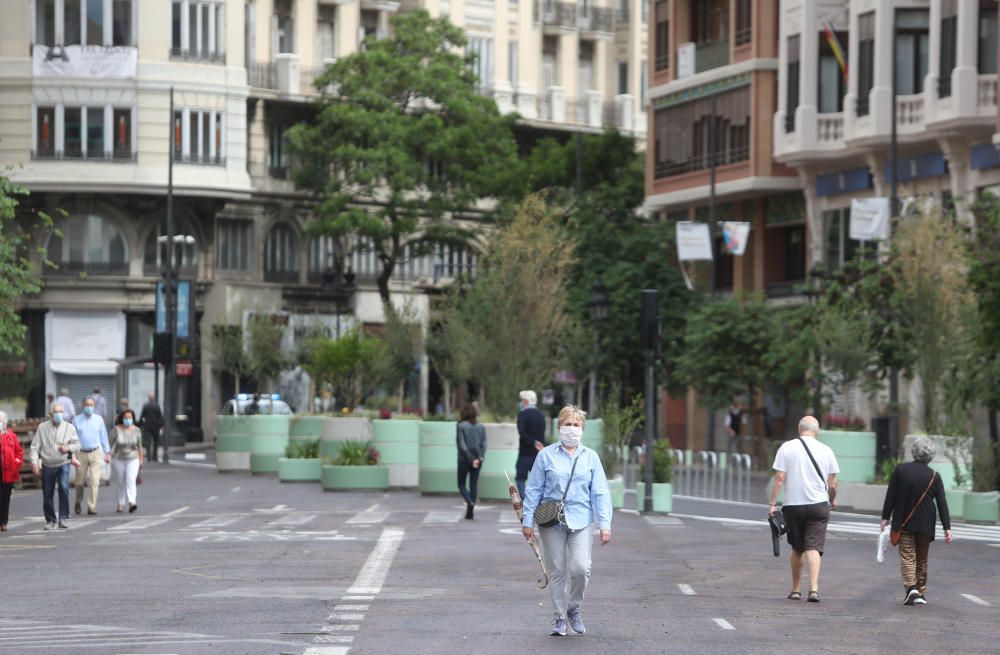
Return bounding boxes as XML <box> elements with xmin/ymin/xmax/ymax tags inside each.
<box><xmin>876</xmin><ymin>527</ymin><xmax>891</xmax><ymax>563</ymax></box>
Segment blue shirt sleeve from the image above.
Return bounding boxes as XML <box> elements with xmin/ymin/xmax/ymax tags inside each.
<box><xmin>100</xmin><ymin>421</ymin><xmax>111</xmax><ymax>454</ymax></box>
<box><xmin>589</xmin><ymin>451</ymin><xmax>613</xmax><ymax>530</ymax></box>
<box><xmin>521</xmin><ymin>449</ymin><xmax>547</xmax><ymax>527</ymax></box>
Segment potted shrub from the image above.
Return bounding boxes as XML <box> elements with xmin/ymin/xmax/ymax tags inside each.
<box><xmin>321</xmin><ymin>440</ymin><xmax>389</xmax><ymax>490</ymax></box>
<box><xmin>277</xmin><ymin>438</ymin><xmax>322</xmax><ymax>482</ymax></box>
<box><xmin>637</xmin><ymin>440</ymin><xmax>673</xmax><ymax>513</ymax></box>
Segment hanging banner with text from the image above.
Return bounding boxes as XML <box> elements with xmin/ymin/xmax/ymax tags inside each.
<box><xmin>676</xmin><ymin>222</ymin><xmax>714</xmax><ymax>261</ymax></box>
<box><xmin>721</xmin><ymin>222</ymin><xmax>751</xmax><ymax>256</ymax></box>
<box><xmin>849</xmin><ymin>197</ymin><xmax>891</xmax><ymax>241</ymax></box>
<box><xmin>33</xmin><ymin>45</ymin><xmax>137</xmax><ymax>78</ymax></box>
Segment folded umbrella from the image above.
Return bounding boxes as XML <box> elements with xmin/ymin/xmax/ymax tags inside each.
<box><xmin>506</xmin><ymin>471</ymin><xmax>548</xmax><ymax>589</ymax></box>
<box><xmin>768</xmin><ymin>510</ymin><xmax>786</xmax><ymax>558</ymax></box>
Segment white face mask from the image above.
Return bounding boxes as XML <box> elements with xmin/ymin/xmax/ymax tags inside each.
<box><xmin>559</xmin><ymin>425</ymin><xmax>583</xmax><ymax>448</ymax></box>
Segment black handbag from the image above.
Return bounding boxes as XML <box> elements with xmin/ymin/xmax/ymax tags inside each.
<box><xmin>534</xmin><ymin>454</ymin><xmax>580</xmax><ymax>527</ymax></box>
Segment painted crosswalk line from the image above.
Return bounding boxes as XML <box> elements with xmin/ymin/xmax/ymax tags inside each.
<box><xmin>422</xmin><ymin>511</ymin><xmax>461</xmax><ymax>524</ymax></box>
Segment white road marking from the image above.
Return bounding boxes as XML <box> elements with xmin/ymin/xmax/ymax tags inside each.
<box><xmin>962</xmin><ymin>593</ymin><xmax>991</xmax><ymax>606</ymax></box>
<box><xmin>314</xmin><ymin>635</ymin><xmax>354</xmax><ymax>643</ymax></box>
<box><xmin>162</xmin><ymin>506</ymin><xmax>190</xmax><ymax>517</ymax></box>
<box><xmin>422</xmin><ymin>511</ymin><xmax>460</xmax><ymax>524</ymax></box>
<box><xmin>645</xmin><ymin>516</ymin><xmax>683</xmax><ymax>527</ymax></box>
<box><xmin>327</xmin><ymin>614</ymin><xmax>364</xmax><ymax>622</ymax></box>
<box><xmin>230</xmin><ymin>486</ymin><xmax>241</xmax><ymax>492</ymax></box>
<box><xmin>108</xmin><ymin>518</ymin><xmax>171</xmax><ymax>531</ymax></box>
<box><xmin>678</xmin><ymin>584</ymin><xmax>696</xmax><ymax>596</ymax></box>
<box><xmin>333</xmin><ymin>605</ymin><xmax>369</xmax><ymax>611</ymax></box>
<box><xmin>184</xmin><ymin>514</ymin><xmax>248</xmax><ymax>529</ymax></box>
<box><xmin>272</xmin><ymin>514</ymin><xmax>317</xmax><ymax>526</ymax></box>
<box><xmin>321</xmin><ymin>625</ymin><xmax>359</xmax><ymax>632</ymax></box>
<box><xmin>253</xmin><ymin>504</ymin><xmax>289</xmax><ymax>513</ymax></box>
<box><xmin>303</xmin><ymin>646</ymin><xmax>351</xmax><ymax>654</ymax></box>
<box><xmin>184</xmin><ymin>452</ymin><xmax>206</xmax><ymax>461</ymax></box>
<box><xmin>206</xmin><ymin>496</ymin><xmax>218</xmax><ymax>501</ymax></box>
<box><xmin>347</xmin><ymin>527</ymin><xmax>405</xmax><ymax>595</ymax></box>
<box><xmin>713</xmin><ymin>618</ymin><xmax>735</xmax><ymax>631</ymax></box>
<box><xmin>342</xmin><ymin>595</ymin><xmax>374</xmax><ymax>600</ymax></box>
<box><xmin>346</xmin><ymin>511</ymin><xmax>388</xmax><ymax>525</ymax></box>
<box><xmin>498</xmin><ymin>513</ymin><xmax>519</xmax><ymax>524</ymax></box>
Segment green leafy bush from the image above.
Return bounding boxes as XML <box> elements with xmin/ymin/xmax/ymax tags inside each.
<box><xmin>652</xmin><ymin>440</ymin><xmax>674</xmax><ymax>484</ymax></box>
<box><xmin>285</xmin><ymin>439</ymin><xmax>320</xmax><ymax>459</ymax></box>
<box><xmin>874</xmin><ymin>457</ymin><xmax>899</xmax><ymax>485</ymax></box>
<box><xmin>328</xmin><ymin>440</ymin><xmax>381</xmax><ymax>466</ymax></box>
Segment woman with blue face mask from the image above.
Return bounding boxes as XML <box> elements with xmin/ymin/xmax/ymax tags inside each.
<box><xmin>110</xmin><ymin>409</ymin><xmax>144</xmax><ymax>513</ymax></box>
<box><xmin>521</xmin><ymin>405</ymin><xmax>613</xmax><ymax>637</ymax></box>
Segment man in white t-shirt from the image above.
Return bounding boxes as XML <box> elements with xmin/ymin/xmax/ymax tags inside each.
<box><xmin>768</xmin><ymin>415</ymin><xmax>840</xmax><ymax>603</ymax></box>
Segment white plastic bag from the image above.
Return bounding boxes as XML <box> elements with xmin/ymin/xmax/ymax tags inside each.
<box><xmin>876</xmin><ymin>527</ymin><xmax>891</xmax><ymax>563</ymax></box>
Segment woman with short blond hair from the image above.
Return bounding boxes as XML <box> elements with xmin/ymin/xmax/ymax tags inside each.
<box><xmin>521</xmin><ymin>405</ymin><xmax>612</xmax><ymax>636</ymax></box>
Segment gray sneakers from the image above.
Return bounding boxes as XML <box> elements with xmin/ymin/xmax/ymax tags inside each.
<box><xmin>57</xmin><ymin>519</ymin><xmax>69</xmax><ymax>529</ymax></box>
<box><xmin>44</xmin><ymin>522</ymin><xmax>56</xmax><ymax>530</ymax></box>
<box><xmin>567</xmin><ymin>609</ymin><xmax>586</xmax><ymax>635</ymax></box>
<box><xmin>550</xmin><ymin>618</ymin><xmax>567</xmax><ymax>636</ymax></box>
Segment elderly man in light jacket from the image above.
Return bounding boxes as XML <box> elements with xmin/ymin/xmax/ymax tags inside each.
<box><xmin>30</xmin><ymin>403</ymin><xmax>80</xmax><ymax>530</ymax></box>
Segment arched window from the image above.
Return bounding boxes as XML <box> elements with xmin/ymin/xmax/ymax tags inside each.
<box><xmin>143</xmin><ymin>220</ymin><xmax>199</xmax><ymax>277</ymax></box>
<box><xmin>264</xmin><ymin>223</ymin><xmax>299</xmax><ymax>283</ymax></box>
<box><xmin>308</xmin><ymin>235</ymin><xmax>341</xmax><ymax>283</ymax></box>
<box><xmin>46</xmin><ymin>214</ymin><xmax>128</xmax><ymax>275</ymax></box>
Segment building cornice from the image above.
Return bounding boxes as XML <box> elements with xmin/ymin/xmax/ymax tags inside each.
<box><xmin>644</xmin><ymin>176</ymin><xmax>802</xmax><ymax>212</ymax></box>
<box><xmin>648</xmin><ymin>58</ymin><xmax>779</xmax><ymax>101</ymax></box>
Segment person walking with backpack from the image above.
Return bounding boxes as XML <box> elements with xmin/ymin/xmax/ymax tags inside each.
<box><xmin>880</xmin><ymin>437</ymin><xmax>952</xmax><ymax>605</ymax></box>
<box><xmin>768</xmin><ymin>416</ymin><xmax>839</xmax><ymax>603</ymax></box>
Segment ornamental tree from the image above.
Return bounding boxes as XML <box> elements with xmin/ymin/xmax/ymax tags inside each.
<box><xmin>286</xmin><ymin>10</ymin><xmax>520</xmax><ymax>305</ymax></box>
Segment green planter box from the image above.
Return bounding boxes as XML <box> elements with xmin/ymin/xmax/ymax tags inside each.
<box><xmin>278</xmin><ymin>458</ymin><xmax>322</xmax><ymax>482</ymax></box>
<box><xmin>945</xmin><ymin>488</ymin><xmax>967</xmax><ymax>520</ymax></box>
<box><xmin>250</xmin><ymin>452</ymin><xmax>282</xmax><ymax>474</ymax></box>
<box><xmin>289</xmin><ymin>416</ymin><xmax>325</xmax><ymax>438</ymax></box>
<box><xmin>609</xmin><ymin>477</ymin><xmax>625</xmax><ymax>509</ymax></box>
<box><xmin>322</xmin><ymin>464</ymin><xmax>389</xmax><ymax>491</ymax></box>
<box><xmin>419</xmin><ymin>421</ymin><xmax>458</xmax><ymax>494</ymax></box>
<box><xmin>582</xmin><ymin>418</ymin><xmax>604</xmax><ymax>451</ymax></box>
<box><xmin>215</xmin><ymin>416</ymin><xmax>250</xmax><ymax>472</ymax></box>
<box><xmin>819</xmin><ymin>431</ymin><xmax>876</xmax><ymax>483</ymax></box>
<box><xmin>374</xmin><ymin>419</ymin><xmax>420</xmax><ymax>487</ymax></box>
<box><xmin>964</xmin><ymin>491</ymin><xmax>1000</xmax><ymax>523</ymax></box>
<box><xmin>636</xmin><ymin>482</ymin><xmax>673</xmax><ymax>513</ymax></box>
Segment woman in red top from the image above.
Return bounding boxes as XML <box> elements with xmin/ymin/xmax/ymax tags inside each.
<box><xmin>0</xmin><ymin>411</ymin><xmax>24</xmax><ymax>531</ymax></box>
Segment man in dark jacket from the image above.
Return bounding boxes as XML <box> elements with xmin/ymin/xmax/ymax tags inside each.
<box><xmin>139</xmin><ymin>393</ymin><xmax>164</xmax><ymax>463</ymax></box>
<box><xmin>515</xmin><ymin>390</ymin><xmax>546</xmax><ymax>498</ymax></box>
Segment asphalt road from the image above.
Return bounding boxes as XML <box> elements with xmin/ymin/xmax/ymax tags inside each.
<box><xmin>2</xmin><ymin>459</ymin><xmax>998</xmax><ymax>655</ymax></box>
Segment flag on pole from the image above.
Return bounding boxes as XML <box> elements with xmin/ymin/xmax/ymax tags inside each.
<box><xmin>823</xmin><ymin>18</ymin><xmax>848</xmax><ymax>84</ymax></box>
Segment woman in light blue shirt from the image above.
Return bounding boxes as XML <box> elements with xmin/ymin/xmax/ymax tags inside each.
<box><xmin>521</xmin><ymin>405</ymin><xmax>612</xmax><ymax>637</ymax></box>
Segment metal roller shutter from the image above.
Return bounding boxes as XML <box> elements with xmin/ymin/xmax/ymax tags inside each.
<box><xmin>54</xmin><ymin>374</ymin><xmax>117</xmax><ymax>423</ymax></box>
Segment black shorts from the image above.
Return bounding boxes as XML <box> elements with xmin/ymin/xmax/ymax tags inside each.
<box><xmin>782</xmin><ymin>502</ymin><xmax>831</xmax><ymax>555</ymax></box>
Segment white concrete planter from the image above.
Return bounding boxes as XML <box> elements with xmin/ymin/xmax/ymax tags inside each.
<box><xmin>837</xmin><ymin>482</ymin><xmax>887</xmax><ymax>512</ymax></box>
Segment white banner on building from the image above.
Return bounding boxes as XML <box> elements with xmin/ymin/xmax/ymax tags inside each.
<box><xmin>33</xmin><ymin>45</ymin><xmax>137</xmax><ymax>78</ymax></box>
<box><xmin>849</xmin><ymin>197</ymin><xmax>891</xmax><ymax>241</ymax></box>
<box><xmin>677</xmin><ymin>43</ymin><xmax>696</xmax><ymax>79</ymax></box>
<box><xmin>722</xmin><ymin>221</ymin><xmax>751</xmax><ymax>256</ymax></box>
<box><xmin>676</xmin><ymin>221</ymin><xmax>714</xmax><ymax>261</ymax></box>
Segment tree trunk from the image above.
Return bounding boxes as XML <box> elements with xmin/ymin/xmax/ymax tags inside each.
<box><xmin>443</xmin><ymin>379</ymin><xmax>451</xmax><ymax>417</ymax></box>
<box><xmin>397</xmin><ymin>380</ymin><xmax>404</xmax><ymax>414</ymax></box>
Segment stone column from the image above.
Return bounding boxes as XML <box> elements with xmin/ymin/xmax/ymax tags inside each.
<box><xmin>797</xmin><ymin>0</ymin><xmax>819</xmax><ymax>150</ymax></box>
<box><xmin>336</xmin><ymin>1</ymin><xmax>360</xmax><ymax>57</ymax></box>
<box><xmin>869</xmin><ymin>0</ymin><xmax>895</xmax><ymax>135</ymax></box>
<box><xmin>493</xmin><ymin>0</ymin><xmax>513</xmax><ymax>113</ymax></box>
<box><xmin>558</xmin><ymin>32</ymin><xmax>579</xmax><ymax>104</ymax></box>
<box><xmin>516</xmin><ymin>0</ymin><xmax>539</xmax><ymax>118</ymax></box>
<box><xmin>954</xmin><ymin>0</ymin><xmax>979</xmax><ymax>118</ymax></box>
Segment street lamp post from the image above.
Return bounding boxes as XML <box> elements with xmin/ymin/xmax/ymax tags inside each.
<box><xmin>589</xmin><ymin>278</ymin><xmax>609</xmax><ymax>412</ymax></box>
<box><xmin>807</xmin><ymin>263</ymin><xmax>827</xmax><ymax>417</ymax></box>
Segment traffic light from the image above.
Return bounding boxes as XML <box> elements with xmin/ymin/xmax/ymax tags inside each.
<box><xmin>154</xmin><ymin>332</ymin><xmax>172</xmax><ymax>366</ymax></box>
<box><xmin>640</xmin><ymin>290</ymin><xmax>660</xmax><ymax>353</ymax></box>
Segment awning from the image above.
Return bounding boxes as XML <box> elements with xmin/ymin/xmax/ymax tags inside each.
<box><xmin>49</xmin><ymin>359</ymin><xmax>119</xmax><ymax>376</ymax></box>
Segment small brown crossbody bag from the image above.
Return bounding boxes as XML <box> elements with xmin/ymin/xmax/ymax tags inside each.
<box><xmin>891</xmin><ymin>472</ymin><xmax>936</xmax><ymax>547</ymax></box>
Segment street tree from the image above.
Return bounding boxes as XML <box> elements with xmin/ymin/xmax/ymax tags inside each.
<box><xmin>207</xmin><ymin>324</ymin><xmax>251</xmax><ymax>395</ymax></box>
<box><xmin>435</xmin><ymin>195</ymin><xmax>574</xmax><ymax>415</ymax></box>
<box><xmin>379</xmin><ymin>303</ymin><xmax>424</xmax><ymax>413</ymax></box>
<box><xmin>286</xmin><ymin>9</ymin><xmax>520</xmax><ymax>305</ymax></box>
<box><xmin>675</xmin><ymin>295</ymin><xmax>774</xmax><ymax>417</ymax></box>
<box><xmin>0</xmin><ymin>174</ymin><xmax>57</xmax><ymax>356</ymax></box>
<box><xmin>304</xmin><ymin>329</ymin><xmax>387</xmax><ymax>410</ymax></box>
<box><xmin>970</xmin><ymin>192</ymin><xmax>1000</xmax><ymax>486</ymax></box>
<box><xmin>245</xmin><ymin>314</ymin><xmax>290</xmax><ymax>393</ymax></box>
<box><xmin>514</xmin><ymin>130</ymin><xmax>692</xmax><ymax>401</ymax></box>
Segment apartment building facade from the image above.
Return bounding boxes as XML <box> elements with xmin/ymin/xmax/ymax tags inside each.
<box><xmin>0</xmin><ymin>0</ymin><xmax>649</xmax><ymax>437</ymax></box>
<box><xmin>775</xmin><ymin>0</ymin><xmax>998</xmax><ymax>426</ymax></box>
<box><xmin>645</xmin><ymin>1</ymin><xmax>805</xmax><ymax>448</ymax></box>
